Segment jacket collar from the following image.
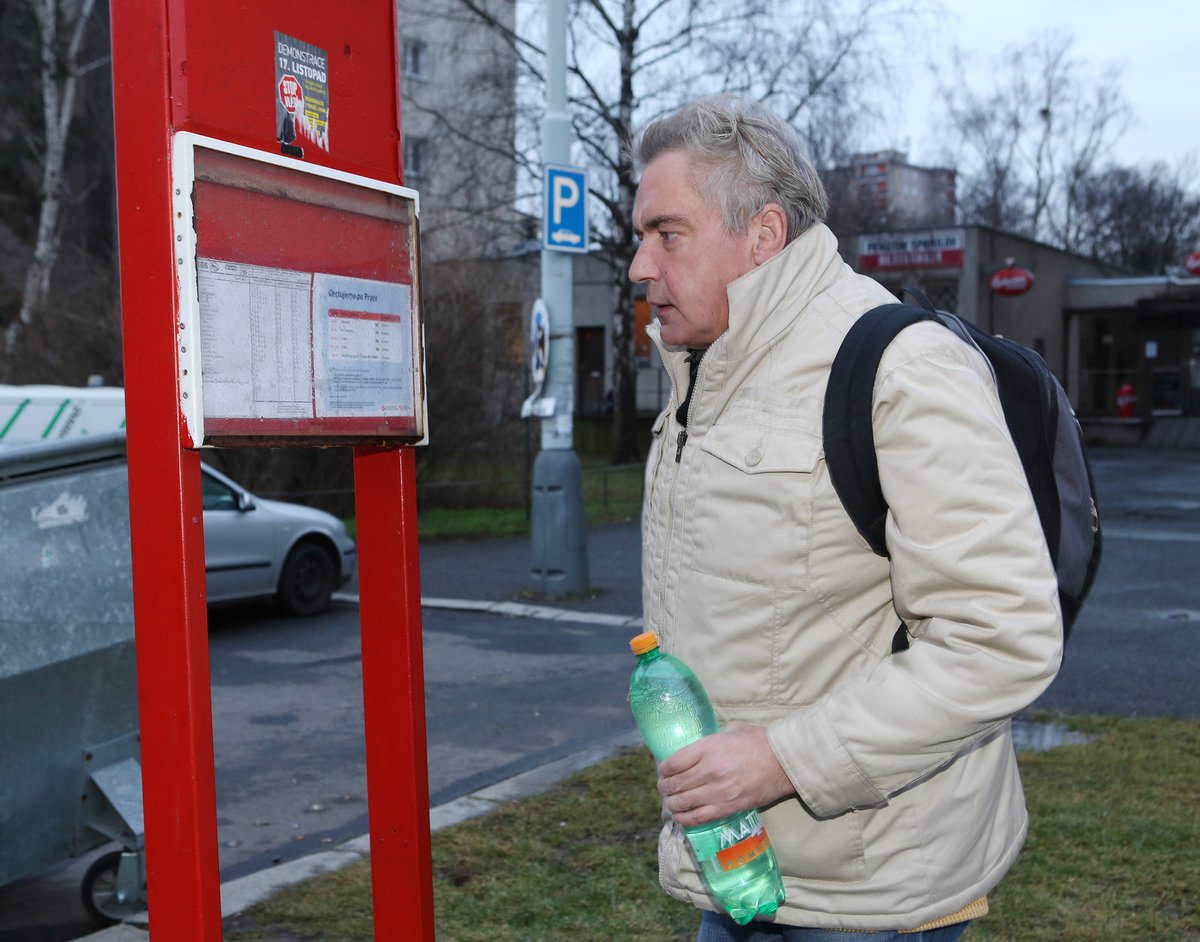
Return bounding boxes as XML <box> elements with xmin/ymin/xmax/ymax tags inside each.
<box><xmin>646</xmin><ymin>221</ymin><xmax>843</xmax><ymax>390</ymax></box>
<box><xmin>722</xmin><ymin>221</ymin><xmax>843</xmax><ymax>359</ymax></box>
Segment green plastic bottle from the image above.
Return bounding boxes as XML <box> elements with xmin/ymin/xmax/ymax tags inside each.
<box><xmin>628</xmin><ymin>631</ymin><xmax>785</xmax><ymax>925</ymax></box>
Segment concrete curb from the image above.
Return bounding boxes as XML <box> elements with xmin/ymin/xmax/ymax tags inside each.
<box><xmin>334</xmin><ymin>592</ymin><xmax>645</xmax><ymax>629</ymax></box>
<box><xmin>83</xmin><ymin>729</ymin><xmax>644</xmax><ymax>939</ymax></box>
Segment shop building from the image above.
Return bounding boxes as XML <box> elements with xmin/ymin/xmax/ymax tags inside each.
<box><xmin>1066</xmin><ymin>275</ymin><xmax>1200</xmax><ymax>424</ymax></box>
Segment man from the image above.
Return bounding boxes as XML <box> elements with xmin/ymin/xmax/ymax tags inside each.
<box><xmin>630</xmin><ymin>95</ymin><xmax>1062</xmax><ymax>941</ymax></box>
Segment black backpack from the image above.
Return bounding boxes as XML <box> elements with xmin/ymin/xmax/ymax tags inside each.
<box><xmin>822</xmin><ymin>287</ymin><xmax>1101</xmax><ymax>647</ymax></box>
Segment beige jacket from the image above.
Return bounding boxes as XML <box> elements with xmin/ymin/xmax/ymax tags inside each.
<box><xmin>642</xmin><ymin>223</ymin><xmax>1063</xmax><ymax>930</ymax></box>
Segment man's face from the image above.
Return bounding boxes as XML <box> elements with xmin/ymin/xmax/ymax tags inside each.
<box><xmin>629</xmin><ymin>151</ymin><xmax>761</xmax><ymax>349</ymax></box>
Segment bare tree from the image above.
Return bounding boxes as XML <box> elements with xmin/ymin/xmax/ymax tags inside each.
<box><xmin>941</xmin><ymin>93</ymin><xmax>1025</xmax><ymax>232</ymax></box>
<box><xmin>5</xmin><ymin>0</ymin><xmax>105</xmax><ymax>354</ymax></box>
<box><xmin>939</xmin><ymin>31</ymin><xmax>1131</xmax><ymax>250</ymax></box>
<box><xmin>401</xmin><ymin>0</ymin><xmax>923</xmax><ymax>462</ymax></box>
<box><xmin>1073</xmin><ymin>159</ymin><xmax>1200</xmax><ymax>274</ymax></box>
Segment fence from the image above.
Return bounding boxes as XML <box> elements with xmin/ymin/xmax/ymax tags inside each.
<box><xmin>261</xmin><ymin>461</ymin><xmax>646</xmax><ymax>520</ymax></box>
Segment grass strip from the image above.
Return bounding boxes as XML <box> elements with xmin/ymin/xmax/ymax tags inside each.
<box><xmin>223</xmin><ymin>715</ymin><xmax>1198</xmax><ymax>942</ymax></box>
<box><xmin>377</xmin><ymin>463</ymin><xmax>646</xmax><ymax>541</ymax></box>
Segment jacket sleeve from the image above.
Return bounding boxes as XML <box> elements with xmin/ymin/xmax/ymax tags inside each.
<box><xmin>767</xmin><ymin>325</ymin><xmax>1063</xmax><ymax>818</ymax></box>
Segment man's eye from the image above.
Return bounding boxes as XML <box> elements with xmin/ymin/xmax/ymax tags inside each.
<box><xmin>661</xmin><ymin>231</ymin><xmax>678</xmax><ymax>243</ymax></box>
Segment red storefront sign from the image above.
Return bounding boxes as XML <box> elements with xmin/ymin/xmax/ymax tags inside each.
<box><xmin>990</xmin><ymin>259</ymin><xmax>1035</xmax><ymax>296</ymax></box>
<box><xmin>1185</xmin><ymin>250</ymin><xmax>1200</xmax><ymax>275</ymax></box>
<box><xmin>858</xmin><ymin>229</ymin><xmax>965</xmax><ymax>273</ymax></box>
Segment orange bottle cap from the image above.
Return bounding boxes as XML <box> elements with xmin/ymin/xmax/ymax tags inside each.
<box><xmin>629</xmin><ymin>632</ymin><xmax>660</xmax><ymax>655</ymax></box>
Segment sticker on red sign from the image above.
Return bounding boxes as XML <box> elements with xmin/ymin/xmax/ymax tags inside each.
<box><xmin>275</xmin><ymin>32</ymin><xmax>329</xmax><ymax>156</ymax></box>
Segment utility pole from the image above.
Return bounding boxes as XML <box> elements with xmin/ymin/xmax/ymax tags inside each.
<box><xmin>528</xmin><ymin>0</ymin><xmax>589</xmax><ymax>595</ymax></box>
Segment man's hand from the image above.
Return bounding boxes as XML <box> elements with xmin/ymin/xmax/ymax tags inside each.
<box><xmin>656</xmin><ymin>721</ymin><xmax>794</xmax><ymax>827</ymax></box>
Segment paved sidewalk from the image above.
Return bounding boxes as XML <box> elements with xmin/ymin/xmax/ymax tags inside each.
<box><xmin>1142</xmin><ymin>415</ymin><xmax>1200</xmax><ymax>449</ymax></box>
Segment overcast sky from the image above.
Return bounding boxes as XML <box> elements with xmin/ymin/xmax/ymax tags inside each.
<box><xmin>870</xmin><ymin>0</ymin><xmax>1198</xmax><ymax>170</ymax></box>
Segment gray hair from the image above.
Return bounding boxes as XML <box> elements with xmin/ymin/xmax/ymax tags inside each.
<box><xmin>634</xmin><ymin>95</ymin><xmax>828</xmax><ymax>243</ymax></box>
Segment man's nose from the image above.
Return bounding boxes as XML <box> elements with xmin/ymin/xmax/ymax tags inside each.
<box><xmin>629</xmin><ymin>241</ymin><xmax>655</xmax><ymax>283</ymax></box>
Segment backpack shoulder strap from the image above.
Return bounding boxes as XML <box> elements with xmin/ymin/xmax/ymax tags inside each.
<box><xmin>823</xmin><ymin>303</ymin><xmax>940</xmax><ymax>557</ymax></box>
<box><xmin>899</xmin><ymin>284</ymin><xmax>937</xmax><ymax>312</ymax></box>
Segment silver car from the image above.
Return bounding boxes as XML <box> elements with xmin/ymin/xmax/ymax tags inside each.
<box><xmin>200</xmin><ymin>463</ymin><xmax>356</xmax><ymax>615</ymax></box>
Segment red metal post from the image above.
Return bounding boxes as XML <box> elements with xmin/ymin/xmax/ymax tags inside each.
<box><xmin>112</xmin><ymin>0</ymin><xmax>432</xmax><ymax>936</ymax></box>
<box><xmin>353</xmin><ymin>446</ymin><xmax>435</xmax><ymax>941</ymax></box>
<box><xmin>110</xmin><ymin>0</ymin><xmax>224</xmax><ymax>937</ymax></box>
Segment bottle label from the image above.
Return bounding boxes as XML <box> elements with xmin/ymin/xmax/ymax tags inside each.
<box><xmin>716</xmin><ymin>826</ymin><xmax>771</xmax><ymax>872</ymax></box>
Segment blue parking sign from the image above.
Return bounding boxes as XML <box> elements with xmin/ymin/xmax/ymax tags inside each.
<box><xmin>543</xmin><ymin>164</ymin><xmax>588</xmax><ymax>254</ymax></box>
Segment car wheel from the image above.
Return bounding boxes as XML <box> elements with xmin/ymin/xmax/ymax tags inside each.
<box><xmin>276</xmin><ymin>541</ymin><xmax>337</xmax><ymax>616</ymax></box>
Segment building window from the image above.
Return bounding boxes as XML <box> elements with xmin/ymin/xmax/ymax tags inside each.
<box><xmin>919</xmin><ymin>278</ymin><xmax>959</xmax><ymax>314</ymax></box>
<box><xmin>402</xmin><ymin>38</ymin><xmax>427</xmax><ymax>79</ymax></box>
<box><xmin>404</xmin><ymin>136</ymin><xmax>427</xmax><ymax>179</ymax></box>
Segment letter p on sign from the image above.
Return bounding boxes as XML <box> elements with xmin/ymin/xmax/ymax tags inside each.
<box><xmin>543</xmin><ymin>164</ymin><xmax>588</xmax><ymax>254</ymax></box>
<box><xmin>553</xmin><ymin>176</ymin><xmax>578</xmax><ymax>223</ymax></box>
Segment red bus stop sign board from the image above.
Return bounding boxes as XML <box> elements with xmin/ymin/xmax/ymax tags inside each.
<box><xmin>109</xmin><ymin>2</ymin><xmax>433</xmax><ymax>940</ymax></box>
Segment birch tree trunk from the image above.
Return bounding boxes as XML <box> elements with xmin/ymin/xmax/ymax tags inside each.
<box><xmin>6</xmin><ymin>0</ymin><xmax>97</xmax><ymax>354</ymax></box>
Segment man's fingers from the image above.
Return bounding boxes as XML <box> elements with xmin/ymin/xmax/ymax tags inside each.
<box><xmin>657</xmin><ymin>768</ymin><xmax>699</xmax><ymax>800</ymax></box>
<box><xmin>651</xmin><ymin>724</ymin><xmax>793</xmax><ymax>828</ymax></box>
<box><xmin>656</xmin><ymin>739</ymin><xmax>705</xmax><ymax>778</ymax></box>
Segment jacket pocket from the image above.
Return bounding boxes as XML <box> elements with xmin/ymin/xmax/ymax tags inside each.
<box><xmin>701</xmin><ymin>422</ymin><xmax>821</xmax><ymax>475</ymax></box>
<box><xmin>763</xmin><ymin>801</ymin><xmax>870</xmax><ymax>885</ymax></box>
<box><xmin>689</xmin><ymin>421</ymin><xmax>821</xmax><ymax>587</ymax></box>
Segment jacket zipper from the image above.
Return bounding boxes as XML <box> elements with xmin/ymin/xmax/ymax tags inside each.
<box><xmin>656</xmin><ymin>352</ymin><xmax>708</xmax><ymax>639</ymax></box>
<box><xmin>645</xmin><ymin>346</ymin><xmax>689</xmax><ymax>644</ymax></box>
<box><xmin>647</xmin><ymin>352</ymin><xmax>685</xmax><ymax>504</ymax></box>
<box><xmin>674</xmin><ymin>353</ymin><xmax>706</xmax><ymax>463</ymax></box>
<box><xmin>642</xmin><ymin>349</ymin><xmax>684</xmax><ymax>610</ymax></box>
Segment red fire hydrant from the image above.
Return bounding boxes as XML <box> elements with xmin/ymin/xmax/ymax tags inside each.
<box><xmin>1116</xmin><ymin>382</ymin><xmax>1137</xmax><ymax>418</ymax></box>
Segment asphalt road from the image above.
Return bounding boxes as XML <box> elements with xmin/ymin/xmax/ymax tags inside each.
<box><xmin>205</xmin><ymin>597</ymin><xmax>640</xmax><ymax>883</ymax></box>
<box><xmin>1032</xmin><ymin>447</ymin><xmax>1200</xmax><ymax>717</ymax></box>
<box><xmin>0</xmin><ymin>445</ymin><xmax>1196</xmax><ymax>941</ymax></box>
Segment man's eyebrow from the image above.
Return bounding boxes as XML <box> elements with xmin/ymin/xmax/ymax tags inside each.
<box><xmin>635</xmin><ymin>212</ymin><xmax>689</xmax><ymax>238</ymax></box>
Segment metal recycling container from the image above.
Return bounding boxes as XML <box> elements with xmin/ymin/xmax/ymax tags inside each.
<box><xmin>0</xmin><ymin>433</ymin><xmax>144</xmax><ymax>916</ymax></box>
<box><xmin>0</xmin><ymin>384</ymin><xmax>127</xmax><ymax>444</ymax></box>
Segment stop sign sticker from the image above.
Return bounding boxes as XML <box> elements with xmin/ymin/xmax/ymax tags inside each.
<box><xmin>278</xmin><ymin>75</ymin><xmax>303</xmax><ymax>114</ymax></box>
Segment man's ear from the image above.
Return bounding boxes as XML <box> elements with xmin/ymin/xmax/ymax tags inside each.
<box><xmin>752</xmin><ymin>203</ymin><xmax>788</xmax><ymax>265</ymax></box>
